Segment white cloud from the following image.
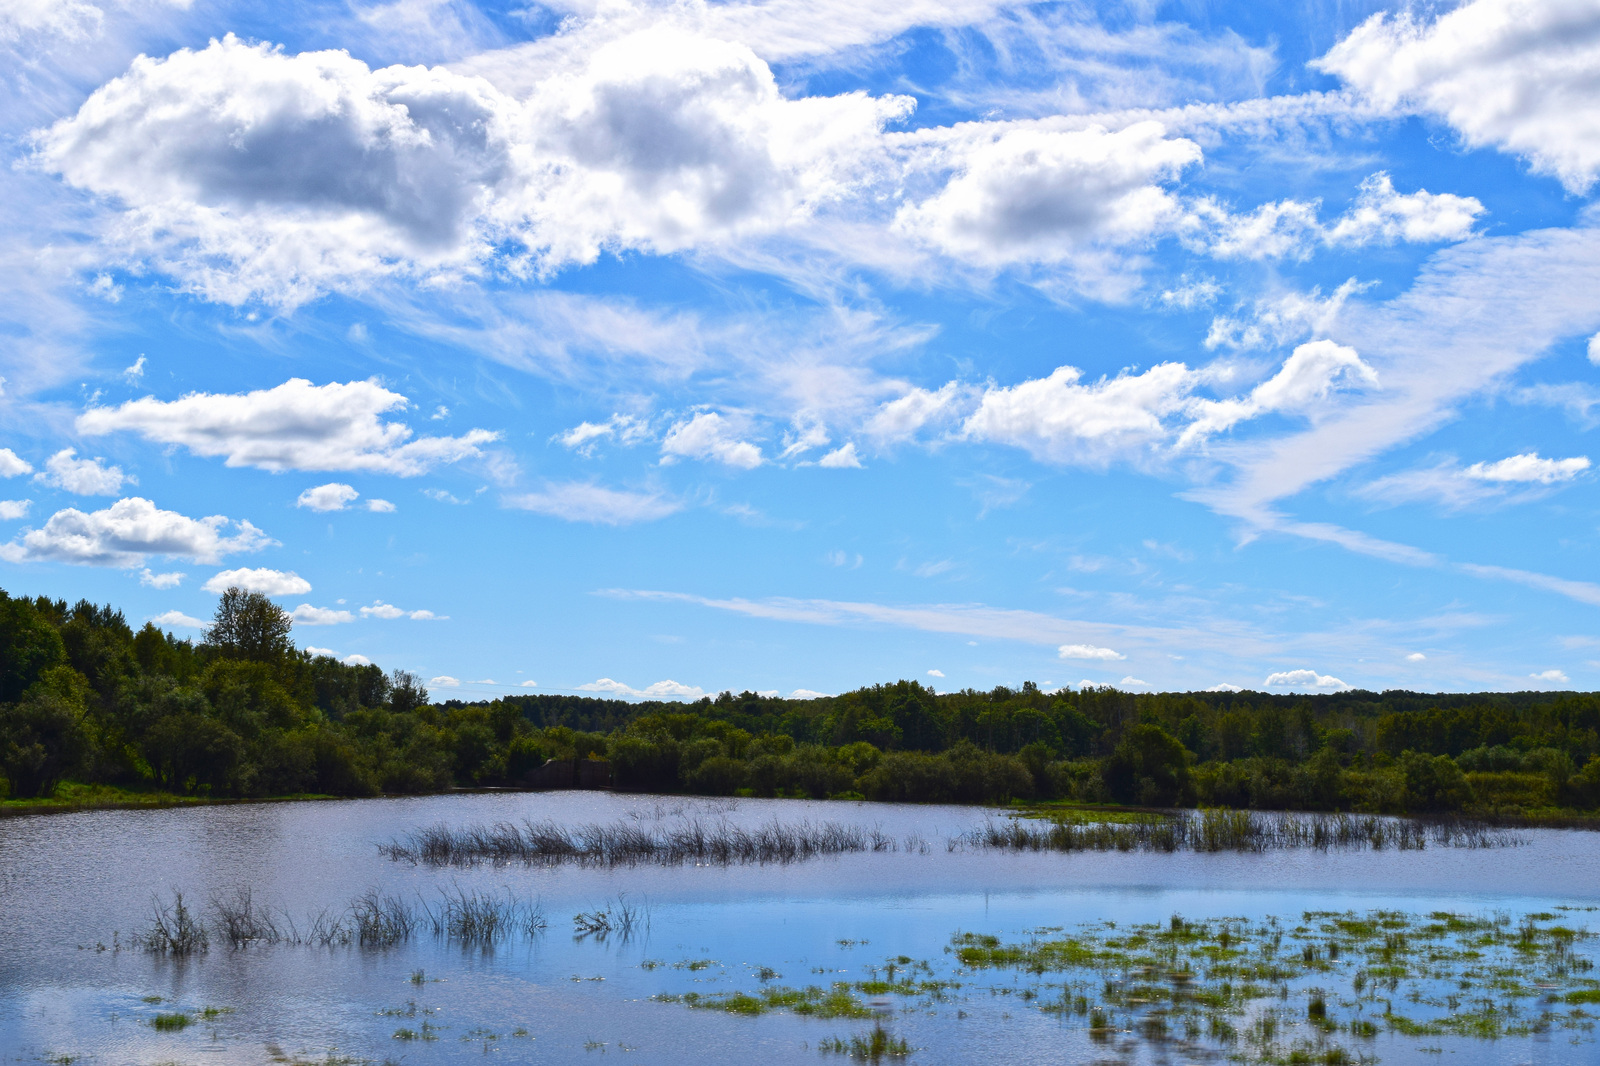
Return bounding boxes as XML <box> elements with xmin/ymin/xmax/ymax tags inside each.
<box><xmin>123</xmin><ymin>355</ymin><xmax>146</xmax><ymax>381</ymax></box>
<box><xmin>1160</xmin><ymin>277</ymin><xmax>1221</xmax><ymax>310</ymax></box>
<box><xmin>203</xmin><ymin>567</ymin><xmax>311</xmax><ymax>596</ymax></box>
<box><xmin>1119</xmin><ymin>676</ymin><xmax>1148</xmax><ymax>687</ymax></box>
<box><xmin>304</xmin><ymin>646</ymin><xmax>335</xmax><ymax>657</ymax></box>
<box><xmin>408</xmin><ymin>609</ymin><xmax>441</xmax><ymax>620</ymax></box>
<box><xmin>1323</xmin><ymin>173</ymin><xmax>1484</xmax><ymax>246</ymax></box>
<box><xmin>150</xmin><ymin>609</ymin><xmax>205</xmax><ymax>629</ymax></box>
<box><xmin>366</xmin><ymin>498</ymin><xmax>396</xmax><ymax>513</ymax></box>
<box><xmin>0</xmin><ymin>449</ymin><xmax>32</xmax><ymax>478</ymax></box>
<box><xmin>1199</xmin><ymin>175</ymin><xmax>1482</xmax><ymax>259</ymax></box>
<box><xmin>361</xmin><ymin>601</ymin><xmax>405</xmax><ymax>620</ymax></box>
<box><xmin>1530</xmin><ymin>668</ymin><xmax>1570</xmax><ymax>684</ymax></box>
<box><xmin>1180</xmin><ymin>340</ymin><xmax>1379</xmax><ymax>446</ymax></box>
<box><xmin>290</xmin><ymin>603</ymin><xmax>355</xmax><ymax>625</ymax></box>
<box><xmin>789</xmin><ymin>688</ymin><xmax>830</xmax><ymax>699</ymax></box>
<box><xmin>1204</xmin><ymin>279</ymin><xmax>1369</xmax><ymax>352</ymax></box>
<box><xmin>1206</xmin><ymin>682</ymin><xmax>1243</xmax><ymax>692</ymax></box>
<box><xmin>297</xmin><ymin>483</ymin><xmax>360</xmax><ymax>512</ymax></box>
<box><xmin>1465</xmin><ymin>453</ymin><xmax>1589</xmax><ymax>484</ymax></box>
<box><xmin>0</xmin><ymin>500</ymin><xmax>31</xmax><ymax>521</ymax></box>
<box><xmin>1589</xmin><ymin>332</ymin><xmax>1600</xmax><ymax>366</ymax></box>
<box><xmin>1059</xmin><ymin>643</ymin><xmax>1125</xmax><ymax>661</ymax></box>
<box><xmin>965</xmin><ymin>363</ymin><xmax>1196</xmax><ymax>465</ymax></box>
<box><xmin>138</xmin><ymin>568</ymin><xmax>183</xmax><ymax>589</ymax></box>
<box><xmin>35</xmin><ymin>30</ymin><xmax>914</xmax><ymax>306</ymax></box>
<box><xmin>35</xmin><ymin>448</ymin><xmax>131</xmax><ymax>495</ymax></box>
<box><xmin>895</xmin><ymin>122</ymin><xmax>1200</xmax><ymax>269</ymax></box>
<box><xmin>342</xmin><ymin>653</ymin><xmax>373</xmax><ymax>666</ymax></box>
<box><xmin>505</xmin><ymin>482</ymin><xmax>681</xmax><ymax>525</ymax></box>
<box><xmin>555</xmin><ymin>414</ymin><xmax>651</xmax><ymax>456</ymax></box>
<box><xmin>519</xmin><ymin>680</ymin><xmax>538</xmax><ymax>688</ymax></box>
<box><xmin>660</xmin><ymin>412</ymin><xmax>763</xmax><ymax>469</ymax></box>
<box><xmin>78</xmin><ymin>379</ymin><xmax>498</xmax><ymax>475</ymax></box>
<box><xmin>430</xmin><ymin>675</ymin><xmax>461</xmax><ymax>688</ymax></box>
<box><xmin>926</xmin><ymin>669</ymin><xmax>944</xmax><ymax>677</ymax></box>
<box><xmin>576</xmin><ymin>677</ymin><xmax>707</xmax><ymax>699</ymax></box>
<box><xmin>1263</xmin><ymin>668</ymin><xmax>1350</xmax><ymax>690</ymax></box>
<box><xmin>0</xmin><ymin>497</ymin><xmax>269</xmax><ymax>568</ymax></box>
<box><xmin>1316</xmin><ymin>0</ymin><xmax>1600</xmax><ymax>193</ymax></box>
<box><xmin>866</xmin><ymin>383</ymin><xmax>970</xmax><ymax>442</ymax></box>
<box><xmin>818</xmin><ymin>442</ymin><xmax>863</xmax><ymax>469</ymax></box>
<box><xmin>1406</xmin><ymin>652</ymin><xmax>1426</xmax><ymax>662</ymax></box>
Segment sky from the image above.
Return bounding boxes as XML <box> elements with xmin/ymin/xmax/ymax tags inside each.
<box><xmin>2</xmin><ymin>0</ymin><xmax>1600</xmax><ymax>701</ymax></box>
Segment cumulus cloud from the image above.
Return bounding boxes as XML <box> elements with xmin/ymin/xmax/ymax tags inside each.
<box><xmin>342</xmin><ymin>653</ymin><xmax>372</xmax><ymax>666</ymax></box>
<box><xmin>1406</xmin><ymin>652</ymin><xmax>1426</xmax><ymax>662</ymax></box>
<box><xmin>1180</xmin><ymin>340</ymin><xmax>1379</xmax><ymax>446</ymax></box>
<box><xmin>366</xmin><ymin>498</ymin><xmax>396</xmax><ymax>512</ymax></box>
<box><xmin>965</xmin><ymin>363</ymin><xmax>1196</xmax><ymax>465</ymax></box>
<box><xmin>139</xmin><ymin>568</ymin><xmax>183</xmax><ymax>588</ymax></box>
<box><xmin>78</xmin><ymin>379</ymin><xmax>498</xmax><ymax>475</ymax></box>
<box><xmin>1263</xmin><ymin>668</ymin><xmax>1350</xmax><ymax>690</ymax></box>
<box><xmin>1200</xmin><ymin>174</ymin><xmax>1483</xmax><ymax>259</ymax></box>
<box><xmin>34</xmin><ymin>30</ymin><xmax>915</xmax><ymax>306</ymax></box>
<box><xmin>1323</xmin><ymin>173</ymin><xmax>1484</xmax><ymax>246</ymax></box>
<box><xmin>35</xmin><ymin>448</ymin><xmax>131</xmax><ymax>495</ymax></box>
<box><xmin>577</xmin><ymin>677</ymin><xmax>706</xmax><ymax>699</ymax></box>
<box><xmin>1531</xmin><ymin>668</ymin><xmax>1570</xmax><ymax>684</ymax></box>
<box><xmin>430</xmin><ymin>675</ymin><xmax>462</xmax><ymax>688</ymax></box>
<box><xmin>660</xmin><ymin>412</ymin><xmax>763</xmax><ymax>469</ymax></box>
<box><xmin>0</xmin><ymin>449</ymin><xmax>33</xmax><ymax>478</ymax></box>
<box><xmin>555</xmin><ymin>413</ymin><xmax>651</xmax><ymax>456</ymax></box>
<box><xmin>519</xmin><ymin>680</ymin><xmax>538</xmax><ymax>688</ymax></box>
<box><xmin>1589</xmin><ymin>332</ymin><xmax>1600</xmax><ymax>366</ymax></box>
<box><xmin>505</xmin><ymin>482</ymin><xmax>681</xmax><ymax>524</ymax></box>
<box><xmin>927</xmin><ymin>669</ymin><xmax>944</xmax><ymax>677</ymax></box>
<box><xmin>297</xmin><ymin>483</ymin><xmax>360</xmax><ymax>511</ymax></box>
<box><xmin>895</xmin><ymin>123</ymin><xmax>1199</xmax><ymax>268</ymax></box>
<box><xmin>866</xmin><ymin>383</ymin><xmax>970</xmax><ymax>442</ymax></box>
<box><xmin>0</xmin><ymin>497</ymin><xmax>269</xmax><ymax>568</ymax></box>
<box><xmin>0</xmin><ymin>500</ymin><xmax>30</xmax><ymax>521</ymax></box>
<box><xmin>1059</xmin><ymin>643</ymin><xmax>1125</xmax><ymax>661</ymax></box>
<box><xmin>1207</xmin><ymin>682</ymin><xmax>1243</xmax><ymax>692</ymax></box>
<box><xmin>202</xmin><ymin>567</ymin><xmax>311</xmax><ymax>596</ymax></box>
<box><xmin>1465</xmin><ymin>453</ymin><xmax>1589</xmax><ymax>484</ymax></box>
<box><xmin>1316</xmin><ymin>0</ymin><xmax>1600</xmax><ymax>192</ymax></box>
<box><xmin>290</xmin><ymin>603</ymin><xmax>354</xmax><ymax>625</ymax></box>
<box><xmin>789</xmin><ymin>688</ymin><xmax>830</xmax><ymax>699</ymax></box>
<box><xmin>360</xmin><ymin>600</ymin><xmax>442</xmax><ymax>620</ymax></box>
<box><xmin>150</xmin><ymin>609</ymin><xmax>205</xmax><ymax>629</ymax></box>
<box><xmin>818</xmin><ymin>442</ymin><xmax>862</xmax><ymax>468</ymax></box>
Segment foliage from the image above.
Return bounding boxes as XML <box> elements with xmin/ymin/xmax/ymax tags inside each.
<box><xmin>5</xmin><ymin>583</ymin><xmax>1600</xmax><ymax>814</ymax></box>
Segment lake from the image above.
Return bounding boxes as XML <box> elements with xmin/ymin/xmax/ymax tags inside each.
<box><xmin>1</xmin><ymin>792</ymin><xmax>1596</xmax><ymax>1065</ymax></box>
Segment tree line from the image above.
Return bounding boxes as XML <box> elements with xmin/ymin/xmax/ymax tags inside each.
<box><xmin>3</xmin><ymin>584</ymin><xmax>1599</xmax><ymax>815</ymax></box>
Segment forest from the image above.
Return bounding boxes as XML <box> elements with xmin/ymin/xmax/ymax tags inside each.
<box><xmin>4</xmin><ymin>584</ymin><xmax>1600</xmax><ymax>816</ymax></box>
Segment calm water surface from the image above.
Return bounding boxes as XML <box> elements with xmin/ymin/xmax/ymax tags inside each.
<box><xmin>1</xmin><ymin>792</ymin><xmax>1596</xmax><ymax>1065</ymax></box>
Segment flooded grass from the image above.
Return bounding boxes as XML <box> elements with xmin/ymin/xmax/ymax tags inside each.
<box><xmin>654</xmin><ymin>983</ymin><xmax>875</xmax><ymax>1018</ymax></box>
<box><xmin>381</xmin><ymin>810</ymin><xmax>1519</xmax><ymax>871</ymax></box>
<box><xmin>819</xmin><ymin>1023</ymin><xmax>912</xmax><ymax>1061</ymax></box>
<box><xmin>136</xmin><ymin>886</ymin><xmax>546</xmax><ymax>953</ymax></box>
<box><xmin>382</xmin><ymin>817</ymin><xmax>899</xmax><ymax>868</ymax></box>
<box><xmin>947</xmin><ymin>906</ymin><xmax>1597</xmax><ymax>1064</ymax></box>
<box><xmin>970</xmin><ymin>808</ymin><xmax>1522</xmax><ymax>853</ymax></box>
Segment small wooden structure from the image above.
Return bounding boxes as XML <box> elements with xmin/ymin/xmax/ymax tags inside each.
<box><xmin>521</xmin><ymin>757</ymin><xmax>613</xmax><ymax>790</ymax></box>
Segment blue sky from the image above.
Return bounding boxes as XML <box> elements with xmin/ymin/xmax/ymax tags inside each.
<box><xmin>3</xmin><ymin>0</ymin><xmax>1600</xmax><ymax>700</ymax></box>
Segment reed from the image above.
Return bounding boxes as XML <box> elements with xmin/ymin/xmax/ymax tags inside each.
<box><xmin>962</xmin><ymin>809</ymin><xmax>1520</xmax><ymax>855</ymax></box>
<box><xmin>382</xmin><ymin>817</ymin><xmax>887</xmax><ymax>868</ymax></box>
<box><xmin>422</xmin><ymin>886</ymin><xmax>546</xmax><ymax>942</ymax></box>
<box><xmin>137</xmin><ymin>892</ymin><xmax>208</xmax><ymax>955</ymax></box>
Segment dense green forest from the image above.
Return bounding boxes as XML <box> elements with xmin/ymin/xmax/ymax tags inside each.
<box><xmin>4</xmin><ymin>584</ymin><xmax>1600</xmax><ymax>815</ymax></box>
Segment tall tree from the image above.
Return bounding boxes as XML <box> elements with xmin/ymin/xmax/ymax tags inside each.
<box><xmin>203</xmin><ymin>588</ymin><xmax>293</xmax><ymax>665</ymax></box>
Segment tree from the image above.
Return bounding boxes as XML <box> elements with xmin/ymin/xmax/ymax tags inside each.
<box><xmin>0</xmin><ymin>592</ymin><xmax>66</xmax><ymax>702</ymax></box>
<box><xmin>203</xmin><ymin>588</ymin><xmax>293</xmax><ymax>664</ymax></box>
<box><xmin>1103</xmin><ymin>723</ymin><xmax>1193</xmax><ymax>807</ymax></box>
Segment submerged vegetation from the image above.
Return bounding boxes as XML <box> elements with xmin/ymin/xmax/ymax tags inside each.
<box><xmin>6</xmin><ymin>583</ymin><xmax>1600</xmax><ymax>819</ymax></box>
<box><xmin>134</xmin><ymin>886</ymin><xmax>547</xmax><ymax>953</ymax></box>
<box><xmin>644</xmin><ymin>907</ymin><xmax>1597</xmax><ymax>1065</ymax></box>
